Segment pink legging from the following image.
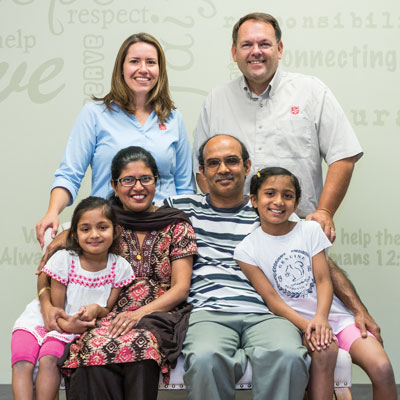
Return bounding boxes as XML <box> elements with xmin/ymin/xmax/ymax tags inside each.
<box><xmin>11</xmin><ymin>330</ymin><xmax>66</xmax><ymax>367</ymax></box>
<box><xmin>336</xmin><ymin>323</ymin><xmax>374</xmax><ymax>353</ymax></box>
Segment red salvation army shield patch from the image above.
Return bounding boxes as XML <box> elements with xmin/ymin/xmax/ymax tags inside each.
<box><xmin>291</xmin><ymin>106</ymin><xmax>299</xmax><ymax>115</ymax></box>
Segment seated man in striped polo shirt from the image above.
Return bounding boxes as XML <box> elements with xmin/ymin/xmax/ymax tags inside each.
<box><xmin>165</xmin><ymin>134</ymin><xmax>381</xmax><ymax>400</ymax></box>
<box><xmin>165</xmin><ymin>134</ymin><xmax>308</xmax><ymax>400</ymax></box>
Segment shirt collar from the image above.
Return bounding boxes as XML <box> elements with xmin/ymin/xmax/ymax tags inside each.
<box><xmin>205</xmin><ymin>194</ymin><xmax>250</xmax><ymax>213</ymax></box>
<box><xmin>109</xmin><ymin>100</ymin><xmax>121</xmax><ymax>113</ymax></box>
<box><xmin>240</xmin><ymin>65</ymin><xmax>282</xmax><ymax>100</ymax></box>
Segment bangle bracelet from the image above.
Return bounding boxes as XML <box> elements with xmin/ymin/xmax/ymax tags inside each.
<box><xmin>317</xmin><ymin>207</ymin><xmax>333</xmax><ymax>217</ymax></box>
<box><xmin>37</xmin><ymin>286</ymin><xmax>51</xmax><ymax>300</ymax></box>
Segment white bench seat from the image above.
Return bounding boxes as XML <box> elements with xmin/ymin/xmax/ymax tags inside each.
<box><xmin>159</xmin><ymin>350</ymin><xmax>353</xmax><ymax>399</ymax></box>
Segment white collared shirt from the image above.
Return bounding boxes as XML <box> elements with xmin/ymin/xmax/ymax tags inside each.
<box><xmin>193</xmin><ymin>66</ymin><xmax>363</xmax><ymax>217</ymax></box>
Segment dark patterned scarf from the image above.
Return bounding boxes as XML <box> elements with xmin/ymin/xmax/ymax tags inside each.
<box><xmin>113</xmin><ymin>204</ymin><xmax>191</xmax><ymax>231</ymax></box>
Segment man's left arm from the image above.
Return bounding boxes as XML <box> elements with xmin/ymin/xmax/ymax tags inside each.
<box><xmin>327</xmin><ymin>258</ymin><xmax>382</xmax><ymax>344</ymax></box>
<box><xmin>306</xmin><ymin>156</ymin><xmax>357</xmax><ymax>242</ymax></box>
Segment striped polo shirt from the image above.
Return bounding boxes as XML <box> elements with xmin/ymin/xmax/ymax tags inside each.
<box><xmin>165</xmin><ymin>194</ymin><xmax>270</xmax><ymax>314</ymax></box>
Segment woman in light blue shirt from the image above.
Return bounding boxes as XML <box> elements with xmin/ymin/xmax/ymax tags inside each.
<box><xmin>36</xmin><ymin>33</ymin><xmax>196</xmax><ymax>246</ymax></box>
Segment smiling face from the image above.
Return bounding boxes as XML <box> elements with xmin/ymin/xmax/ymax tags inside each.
<box><xmin>122</xmin><ymin>42</ymin><xmax>159</xmax><ymax>100</ymax></box>
<box><xmin>251</xmin><ymin>175</ymin><xmax>298</xmax><ymax>235</ymax></box>
<box><xmin>200</xmin><ymin>135</ymin><xmax>251</xmax><ymax>208</ymax></box>
<box><xmin>76</xmin><ymin>208</ymin><xmax>114</xmax><ymax>258</ymax></box>
<box><xmin>231</xmin><ymin>19</ymin><xmax>283</xmax><ymax>95</ymax></box>
<box><xmin>111</xmin><ymin>160</ymin><xmax>156</xmax><ymax>213</ymax></box>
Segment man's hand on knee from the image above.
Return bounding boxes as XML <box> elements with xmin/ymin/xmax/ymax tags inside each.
<box><xmin>354</xmin><ymin>309</ymin><xmax>383</xmax><ymax>345</ymax></box>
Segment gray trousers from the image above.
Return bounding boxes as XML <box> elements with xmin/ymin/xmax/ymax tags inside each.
<box><xmin>182</xmin><ymin>311</ymin><xmax>308</xmax><ymax>400</ymax></box>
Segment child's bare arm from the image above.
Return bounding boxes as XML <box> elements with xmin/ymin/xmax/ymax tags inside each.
<box><xmin>106</xmin><ymin>287</ymin><xmax>122</xmax><ymax>311</ymax></box>
<box><xmin>310</xmin><ymin>251</ymin><xmax>334</xmax><ymax>346</ymax></box>
<box><xmin>49</xmin><ymin>278</ymin><xmax>97</xmax><ymax>333</ymax></box>
<box><xmin>50</xmin><ymin>278</ymin><xmax>66</xmax><ymax>309</ymax></box>
<box><xmin>50</xmin><ymin>278</ymin><xmax>74</xmax><ymax>332</ymax></box>
<box><xmin>38</xmin><ymin>273</ymin><xmax>67</xmax><ymax>333</ymax></box>
<box><xmin>79</xmin><ymin>288</ymin><xmax>123</xmax><ymax>321</ymax></box>
<box><xmin>58</xmin><ymin>310</ymin><xmax>95</xmax><ymax>334</ymax></box>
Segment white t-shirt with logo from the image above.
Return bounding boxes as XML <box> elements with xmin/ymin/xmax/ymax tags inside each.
<box><xmin>234</xmin><ymin>220</ymin><xmax>354</xmax><ymax>334</ymax></box>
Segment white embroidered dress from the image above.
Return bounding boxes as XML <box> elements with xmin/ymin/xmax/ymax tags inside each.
<box><xmin>13</xmin><ymin>250</ymin><xmax>135</xmax><ymax>344</ymax></box>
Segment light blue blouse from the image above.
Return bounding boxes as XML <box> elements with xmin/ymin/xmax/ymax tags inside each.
<box><xmin>52</xmin><ymin>101</ymin><xmax>196</xmax><ymax>205</ymax></box>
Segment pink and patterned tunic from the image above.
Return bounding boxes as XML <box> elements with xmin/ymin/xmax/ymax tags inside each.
<box><xmin>61</xmin><ymin>221</ymin><xmax>196</xmax><ymax>374</ymax></box>
<box><xmin>13</xmin><ymin>250</ymin><xmax>134</xmax><ymax>345</ymax></box>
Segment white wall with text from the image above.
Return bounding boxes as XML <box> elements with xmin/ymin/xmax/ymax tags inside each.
<box><xmin>1</xmin><ymin>0</ymin><xmax>399</xmax><ymax>384</ymax></box>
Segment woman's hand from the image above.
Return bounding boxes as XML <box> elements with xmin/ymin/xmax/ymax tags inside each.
<box><xmin>36</xmin><ymin>230</ymin><xmax>69</xmax><ymax>274</ymax></box>
<box><xmin>306</xmin><ymin>316</ymin><xmax>333</xmax><ymax>351</ymax></box>
<box><xmin>35</xmin><ymin>187</ymin><xmax>72</xmax><ymax>248</ymax></box>
<box><xmin>108</xmin><ymin>309</ymin><xmax>148</xmax><ymax>338</ymax></box>
<box><xmin>36</xmin><ymin>212</ymin><xmax>60</xmax><ymax>249</ymax></box>
<box><xmin>107</xmin><ymin>255</ymin><xmax>194</xmax><ymax>338</ymax></box>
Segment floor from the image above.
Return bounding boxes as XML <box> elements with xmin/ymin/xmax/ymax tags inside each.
<box><xmin>1</xmin><ymin>384</ymin><xmax>399</xmax><ymax>399</ymax></box>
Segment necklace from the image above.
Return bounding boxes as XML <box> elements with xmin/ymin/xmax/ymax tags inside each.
<box><xmin>122</xmin><ymin>228</ymin><xmax>142</xmax><ymax>262</ymax></box>
<box><xmin>134</xmin><ymin>248</ymin><xmax>142</xmax><ymax>261</ymax></box>
<box><xmin>121</xmin><ymin>228</ymin><xmax>158</xmax><ymax>277</ymax></box>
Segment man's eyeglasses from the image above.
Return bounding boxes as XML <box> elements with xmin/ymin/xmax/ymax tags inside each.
<box><xmin>115</xmin><ymin>175</ymin><xmax>157</xmax><ymax>187</ymax></box>
<box><xmin>204</xmin><ymin>156</ymin><xmax>242</xmax><ymax>170</ymax></box>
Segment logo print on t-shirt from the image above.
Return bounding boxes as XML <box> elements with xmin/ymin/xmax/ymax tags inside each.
<box><xmin>273</xmin><ymin>249</ymin><xmax>314</xmax><ymax>298</ymax></box>
<box><xmin>291</xmin><ymin>106</ymin><xmax>299</xmax><ymax>115</ymax></box>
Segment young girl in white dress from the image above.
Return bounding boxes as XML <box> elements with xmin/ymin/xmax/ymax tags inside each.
<box><xmin>11</xmin><ymin>196</ymin><xmax>135</xmax><ymax>400</ymax></box>
<box><xmin>234</xmin><ymin>167</ymin><xmax>397</xmax><ymax>400</ymax></box>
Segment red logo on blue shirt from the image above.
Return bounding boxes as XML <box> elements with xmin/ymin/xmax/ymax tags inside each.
<box><xmin>291</xmin><ymin>106</ymin><xmax>299</xmax><ymax>115</ymax></box>
<box><xmin>158</xmin><ymin>123</ymin><xmax>167</xmax><ymax>130</ymax></box>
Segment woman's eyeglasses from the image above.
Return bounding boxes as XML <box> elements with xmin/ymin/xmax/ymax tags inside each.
<box><xmin>115</xmin><ymin>175</ymin><xmax>157</xmax><ymax>187</ymax></box>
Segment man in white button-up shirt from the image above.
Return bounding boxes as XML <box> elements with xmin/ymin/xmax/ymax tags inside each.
<box><xmin>193</xmin><ymin>11</ymin><xmax>381</xmax><ymax>359</ymax></box>
<box><xmin>193</xmin><ymin>12</ymin><xmax>363</xmax><ymax>243</ymax></box>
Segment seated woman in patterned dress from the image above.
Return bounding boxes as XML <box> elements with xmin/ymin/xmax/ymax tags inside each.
<box><xmin>38</xmin><ymin>145</ymin><xmax>197</xmax><ymax>400</ymax></box>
